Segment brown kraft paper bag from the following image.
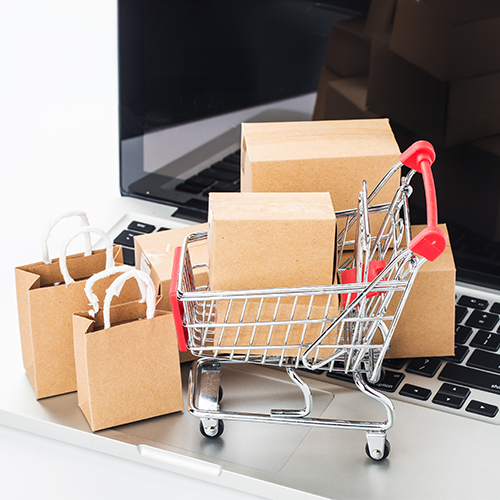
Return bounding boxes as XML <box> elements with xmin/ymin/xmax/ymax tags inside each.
<box><xmin>15</xmin><ymin>211</ymin><xmax>138</xmax><ymax>399</ymax></box>
<box><xmin>73</xmin><ymin>267</ymin><xmax>183</xmax><ymax>431</ymax></box>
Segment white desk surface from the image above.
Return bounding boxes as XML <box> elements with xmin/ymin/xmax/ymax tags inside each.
<box><xmin>0</xmin><ymin>2</ymin><xmax>261</xmax><ymax>499</ymax></box>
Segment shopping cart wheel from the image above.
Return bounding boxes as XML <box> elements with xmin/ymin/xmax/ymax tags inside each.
<box><xmin>365</xmin><ymin>438</ymin><xmax>390</xmax><ymax>461</ymax></box>
<box><xmin>199</xmin><ymin>419</ymin><xmax>224</xmax><ymax>438</ymax></box>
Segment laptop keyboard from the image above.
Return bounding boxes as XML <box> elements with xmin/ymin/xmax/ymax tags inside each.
<box><xmin>317</xmin><ymin>289</ymin><xmax>500</xmax><ymax>423</ymax></box>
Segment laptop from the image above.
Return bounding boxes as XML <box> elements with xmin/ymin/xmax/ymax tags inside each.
<box><xmin>3</xmin><ymin>1</ymin><xmax>500</xmax><ymax>499</ymax></box>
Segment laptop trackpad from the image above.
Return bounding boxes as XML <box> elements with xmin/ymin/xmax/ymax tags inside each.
<box><xmin>112</xmin><ymin>365</ymin><xmax>334</xmax><ymax>473</ymax></box>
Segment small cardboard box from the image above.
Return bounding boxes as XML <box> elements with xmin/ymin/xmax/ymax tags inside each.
<box><xmin>240</xmin><ymin>119</ymin><xmax>401</xmax><ymax>240</ymax></box>
<box><xmin>342</xmin><ymin>224</ymin><xmax>455</xmax><ymax>359</ymax></box>
<box><xmin>389</xmin><ymin>0</ymin><xmax>500</xmax><ymax>81</ymax></box>
<box><xmin>134</xmin><ymin>223</ymin><xmax>208</xmax><ymax>311</ymax></box>
<box><xmin>135</xmin><ymin>223</ymin><xmax>208</xmax><ymax>363</ymax></box>
<box><xmin>208</xmin><ymin>192</ymin><xmax>336</xmax><ymax>291</ymax></box>
<box><xmin>323</xmin><ymin>16</ymin><xmax>370</xmax><ymax>77</ymax></box>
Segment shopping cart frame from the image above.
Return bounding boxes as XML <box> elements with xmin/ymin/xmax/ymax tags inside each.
<box><xmin>170</xmin><ymin>140</ymin><xmax>446</xmax><ymax>460</ymax></box>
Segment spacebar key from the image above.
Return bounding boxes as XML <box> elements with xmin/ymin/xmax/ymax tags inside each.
<box><xmin>439</xmin><ymin>363</ymin><xmax>500</xmax><ymax>395</ymax></box>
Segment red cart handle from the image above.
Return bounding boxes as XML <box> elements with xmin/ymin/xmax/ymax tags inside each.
<box><xmin>169</xmin><ymin>246</ymin><xmax>188</xmax><ymax>351</ymax></box>
<box><xmin>399</xmin><ymin>141</ymin><xmax>446</xmax><ymax>261</ymax></box>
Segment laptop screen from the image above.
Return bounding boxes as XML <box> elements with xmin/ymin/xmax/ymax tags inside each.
<box><xmin>118</xmin><ymin>0</ymin><xmax>370</xmax><ymax>202</ymax></box>
<box><xmin>118</xmin><ymin>0</ymin><xmax>500</xmax><ymax>290</ymax></box>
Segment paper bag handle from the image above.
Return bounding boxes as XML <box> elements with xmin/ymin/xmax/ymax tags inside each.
<box><xmin>84</xmin><ymin>265</ymin><xmax>147</xmax><ymax>317</ymax></box>
<box><xmin>103</xmin><ymin>269</ymin><xmax>156</xmax><ymax>329</ymax></box>
<box><xmin>59</xmin><ymin>226</ymin><xmax>114</xmax><ymax>285</ymax></box>
<box><xmin>41</xmin><ymin>210</ymin><xmax>92</xmax><ymax>264</ymax></box>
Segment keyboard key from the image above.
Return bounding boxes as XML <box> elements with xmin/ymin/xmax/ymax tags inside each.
<box><xmin>223</xmin><ymin>152</ymin><xmax>241</xmax><ymax>165</ymax></box>
<box><xmin>128</xmin><ymin>221</ymin><xmax>155</xmax><ymax>233</ymax></box>
<box><xmin>491</xmin><ymin>302</ymin><xmax>500</xmax><ymax>315</ymax></box>
<box><xmin>455</xmin><ymin>325</ymin><xmax>473</xmax><ymax>344</ymax></box>
<box><xmin>465</xmin><ymin>400</ymin><xmax>499</xmax><ymax>418</ymax></box>
<box><xmin>212</xmin><ymin>160</ymin><xmax>240</xmax><ymax>173</ymax></box>
<box><xmin>438</xmin><ymin>382</ymin><xmax>471</xmax><ymax>399</ymax></box>
<box><xmin>113</xmin><ymin>229</ymin><xmax>142</xmax><ymax>248</ymax></box>
<box><xmin>406</xmin><ymin>358</ymin><xmax>441</xmax><ymax>377</ymax></box>
<box><xmin>438</xmin><ymin>363</ymin><xmax>500</xmax><ymax>396</ymax></box>
<box><xmin>371</xmin><ymin>371</ymin><xmax>405</xmax><ymax>393</ymax></box>
<box><xmin>175</xmin><ymin>182</ymin><xmax>205</xmax><ymax>194</ymax></box>
<box><xmin>382</xmin><ymin>358</ymin><xmax>407</xmax><ymax>370</ymax></box>
<box><xmin>172</xmin><ymin>207</ymin><xmax>207</xmax><ymax>223</ymax></box>
<box><xmin>458</xmin><ymin>295</ymin><xmax>489</xmax><ymax>310</ymax></box>
<box><xmin>467</xmin><ymin>349</ymin><xmax>500</xmax><ymax>373</ymax></box>
<box><xmin>184</xmin><ymin>175</ymin><xmax>215</xmax><ymax>188</ymax></box>
<box><xmin>201</xmin><ymin>167</ymin><xmax>239</xmax><ymax>182</ymax></box>
<box><xmin>470</xmin><ymin>330</ymin><xmax>500</xmax><ymax>351</ymax></box>
<box><xmin>465</xmin><ymin>310</ymin><xmax>499</xmax><ymax>331</ymax></box>
<box><xmin>455</xmin><ymin>305</ymin><xmax>468</xmax><ymax>324</ymax></box>
<box><xmin>399</xmin><ymin>384</ymin><xmax>432</xmax><ymax>401</ymax></box>
<box><xmin>121</xmin><ymin>246</ymin><xmax>135</xmax><ymax>266</ymax></box>
<box><xmin>185</xmin><ymin>198</ymin><xmax>209</xmax><ymax>212</ymax></box>
<box><xmin>432</xmin><ymin>391</ymin><xmax>467</xmax><ymax>409</ymax></box>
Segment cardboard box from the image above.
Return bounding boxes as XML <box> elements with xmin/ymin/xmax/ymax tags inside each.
<box><xmin>212</xmin><ymin>297</ymin><xmax>340</xmax><ymax>358</ymax></box>
<box><xmin>208</xmin><ymin>192</ymin><xmax>336</xmax><ymax>291</ymax></box>
<box><xmin>342</xmin><ymin>224</ymin><xmax>455</xmax><ymax>359</ymax></box>
<box><xmin>323</xmin><ymin>16</ymin><xmax>370</xmax><ymax>77</ymax></box>
<box><xmin>367</xmin><ymin>35</ymin><xmax>500</xmax><ymax>147</ymax></box>
<box><xmin>364</xmin><ymin>0</ymin><xmax>396</xmax><ymax>39</ymax></box>
<box><xmin>135</xmin><ymin>223</ymin><xmax>208</xmax><ymax>311</ymax></box>
<box><xmin>313</xmin><ymin>66</ymin><xmax>341</xmax><ymax>120</ymax></box>
<box><xmin>390</xmin><ymin>0</ymin><xmax>500</xmax><ymax>81</ymax></box>
<box><xmin>135</xmin><ymin>223</ymin><xmax>208</xmax><ymax>363</ymax></box>
<box><xmin>325</xmin><ymin>75</ymin><xmax>377</xmax><ymax>120</ymax></box>
<box><xmin>366</xmin><ymin>34</ymin><xmax>448</xmax><ymax>145</ymax></box>
<box><xmin>240</xmin><ymin>119</ymin><xmax>401</xmax><ymax>240</ymax></box>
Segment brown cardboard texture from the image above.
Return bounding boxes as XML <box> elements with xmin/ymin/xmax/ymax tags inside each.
<box><xmin>390</xmin><ymin>0</ymin><xmax>500</xmax><ymax>81</ymax></box>
<box><xmin>73</xmin><ymin>302</ymin><xmax>183</xmax><ymax>432</ymax></box>
<box><xmin>134</xmin><ymin>223</ymin><xmax>208</xmax><ymax>311</ymax></box>
<box><xmin>313</xmin><ymin>66</ymin><xmax>341</xmax><ymax>120</ymax></box>
<box><xmin>342</xmin><ymin>224</ymin><xmax>455</xmax><ymax>359</ymax></box>
<box><xmin>15</xmin><ymin>247</ymin><xmax>140</xmax><ymax>399</ymax></box>
<box><xmin>240</xmin><ymin>119</ymin><xmax>401</xmax><ymax>240</ymax></box>
<box><xmin>364</xmin><ymin>0</ymin><xmax>396</xmax><ymax>39</ymax></box>
<box><xmin>323</xmin><ymin>16</ymin><xmax>370</xmax><ymax>77</ymax></box>
<box><xmin>208</xmin><ymin>192</ymin><xmax>336</xmax><ymax>292</ymax></box>
<box><xmin>367</xmin><ymin>35</ymin><xmax>500</xmax><ymax>147</ymax></box>
<box><xmin>325</xmin><ymin>76</ymin><xmax>377</xmax><ymax>120</ymax></box>
<box><xmin>212</xmin><ymin>297</ymin><xmax>340</xmax><ymax>358</ymax></box>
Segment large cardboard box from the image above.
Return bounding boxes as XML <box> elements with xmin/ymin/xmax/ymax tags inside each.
<box><xmin>240</xmin><ymin>119</ymin><xmax>401</xmax><ymax>240</ymax></box>
<box><xmin>341</xmin><ymin>224</ymin><xmax>455</xmax><ymax>359</ymax></box>
<box><xmin>367</xmin><ymin>35</ymin><xmax>500</xmax><ymax>147</ymax></box>
<box><xmin>364</xmin><ymin>0</ymin><xmax>396</xmax><ymax>39</ymax></box>
<box><xmin>323</xmin><ymin>16</ymin><xmax>370</xmax><ymax>77</ymax></box>
<box><xmin>390</xmin><ymin>0</ymin><xmax>500</xmax><ymax>81</ymax></box>
<box><xmin>313</xmin><ymin>66</ymin><xmax>341</xmax><ymax>120</ymax></box>
<box><xmin>366</xmin><ymin>35</ymin><xmax>448</xmax><ymax>146</ymax></box>
<box><xmin>325</xmin><ymin>75</ymin><xmax>377</xmax><ymax>120</ymax></box>
<box><xmin>208</xmin><ymin>192</ymin><xmax>336</xmax><ymax>291</ymax></box>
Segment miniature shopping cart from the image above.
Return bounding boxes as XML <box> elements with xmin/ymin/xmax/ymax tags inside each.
<box><xmin>170</xmin><ymin>140</ymin><xmax>446</xmax><ymax>460</ymax></box>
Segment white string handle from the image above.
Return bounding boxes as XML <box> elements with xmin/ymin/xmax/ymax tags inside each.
<box><xmin>84</xmin><ymin>265</ymin><xmax>147</xmax><ymax>317</ymax></box>
<box><xmin>59</xmin><ymin>226</ymin><xmax>114</xmax><ymax>285</ymax></box>
<box><xmin>103</xmin><ymin>269</ymin><xmax>157</xmax><ymax>330</ymax></box>
<box><xmin>41</xmin><ymin>210</ymin><xmax>92</xmax><ymax>264</ymax></box>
